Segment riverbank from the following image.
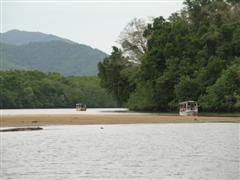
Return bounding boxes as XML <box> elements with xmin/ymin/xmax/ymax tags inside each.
<box><xmin>1</xmin><ymin>114</ymin><xmax>239</xmax><ymax>126</ymax></box>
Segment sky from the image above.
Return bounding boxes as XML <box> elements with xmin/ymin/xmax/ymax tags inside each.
<box><xmin>1</xmin><ymin>0</ymin><xmax>184</xmax><ymax>53</ymax></box>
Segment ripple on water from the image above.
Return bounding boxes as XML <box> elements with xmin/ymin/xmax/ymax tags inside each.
<box><xmin>1</xmin><ymin>123</ymin><xmax>240</xmax><ymax>180</ymax></box>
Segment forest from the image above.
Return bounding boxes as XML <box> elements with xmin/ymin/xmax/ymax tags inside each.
<box><xmin>1</xmin><ymin>0</ymin><xmax>239</xmax><ymax>112</ymax></box>
<box><xmin>0</xmin><ymin>70</ymin><xmax>116</xmax><ymax>108</ymax></box>
<box><xmin>98</xmin><ymin>0</ymin><xmax>240</xmax><ymax>112</ymax></box>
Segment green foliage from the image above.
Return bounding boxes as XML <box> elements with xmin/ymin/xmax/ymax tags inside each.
<box><xmin>0</xmin><ymin>70</ymin><xmax>116</xmax><ymax>108</ymax></box>
<box><xmin>98</xmin><ymin>47</ymin><xmax>135</xmax><ymax>106</ymax></box>
<box><xmin>98</xmin><ymin>0</ymin><xmax>240</xmax><ymax>112</ymax></box>
<box><xmin>174</xmin><ymin>76</ymin><xmax>200</xmax><ymax>103</ymax></box>
<box><xmin>127</xmin><ymin>82</ymin><xmax>156</xmax><ymax>111</ymax></box>
<box><xmin>135</xmin><ymin>0</ymin><xmax>240</xmax><ymax>112</ymax></box>
<box><xmin>199</xmin><ymin>61</ymin><xmax>240</xmax><ymax>111</ymax></box>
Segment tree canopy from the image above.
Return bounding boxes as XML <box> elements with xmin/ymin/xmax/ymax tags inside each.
<box><xmin>98</xmin><ymin>0</ymin><xmax>240</xmax><ymax>112</ymax></box>
<box><xmin>0</xmin><ymin>70</ymin><xmax>116</xmax><ymax>108</ymax></box>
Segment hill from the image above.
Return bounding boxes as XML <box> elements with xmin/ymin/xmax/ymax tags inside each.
<box><xmin>0</xmin><ymin>30</ymin><xmax>108</xmax><ymax>76</ymax></box>
<box><xmin>0</xmin><ymin>29</ymin><xmax>74</xmax><ymax>45</ymax></box>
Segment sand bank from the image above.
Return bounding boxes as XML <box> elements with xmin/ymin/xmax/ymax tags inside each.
<box><xmin>1</xmin><ymin>114</ymin><xmax>239</xmax><ymax>126</ymax></box>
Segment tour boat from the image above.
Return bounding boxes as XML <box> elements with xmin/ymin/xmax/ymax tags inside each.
<box><xmin>179</xmin><ymin>101</ymin><xmax>198</xmax><ymax>116</ymax></box>
<box><xmin>76</xmin><ymin>103</ymin><xmax>87</xmax><ymax>111</ymax></box>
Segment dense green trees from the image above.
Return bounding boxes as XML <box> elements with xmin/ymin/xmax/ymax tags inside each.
<box><xmin>199</xmin><ymin>61</ymin><xmax>240</xmax><ymax>111</ymax></box>
<box><xmin>0</xmin><ymin>70</ymin><xmax>116</xmax><ymax>108</ymax></box>
<box><xmin>98</xmin><ymin>0</ymin><xmax>240</xmax><ymax>112</ymax></box>
<box><xmin>98</xmin><ymin>47</ymin><xmax>134</xmax><ymax>106</ymax></box>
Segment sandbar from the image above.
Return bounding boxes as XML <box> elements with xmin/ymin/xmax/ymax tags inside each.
<box><xmin>1</xmin><ymin>114</ymin><xmax>239</xmax><ymax>126</ymax></box>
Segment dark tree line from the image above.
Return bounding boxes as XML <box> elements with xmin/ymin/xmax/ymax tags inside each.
<box><xmin>0</xmin><ymin>70</ymin><xmax>116</xmax><ymax>108</ymax></box>
<box><xmin>98</xmin><ymin>0</ymin><xmax>240</xmax><ymax>112</ymax></box>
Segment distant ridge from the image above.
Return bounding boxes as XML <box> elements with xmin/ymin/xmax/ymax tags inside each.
<box><xmin>0</xmin><ymin>30</ymin><xmax>108</xmax><ymax>76</ymax></box>
<box><xmin>0</xmin><ymin>29</ymin><xmax>75</xmax><ymax>45</ymax></box>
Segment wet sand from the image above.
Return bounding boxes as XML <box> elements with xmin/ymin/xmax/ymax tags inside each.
<box><xmin>1</xmin><ymin>114</ymin><xmax>239</xmax><ymax>126</ymax></box>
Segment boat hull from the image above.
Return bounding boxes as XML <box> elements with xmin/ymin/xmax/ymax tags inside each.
<box><xmin>179</xmin><ymin>110</ymin><xmax>198</xmax><ymax>116</ymax></box>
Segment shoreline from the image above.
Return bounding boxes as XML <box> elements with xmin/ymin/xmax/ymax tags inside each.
<box><xmin>1</xmin><ymin>114</ymin><xmax>239</xmax><ymax>127</ymax></box>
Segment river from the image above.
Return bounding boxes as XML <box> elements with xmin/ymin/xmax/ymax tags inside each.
<box><xmin>1</xmin><ymin>108</ymin><xmax>239</xmax><ymax>117</ymax></box>
<box><xmin>1</xmin><ymin>108</ymin><xmax>130</xmax><ymax>115</ymax></box>
<box><xmin>1</xmin><ymin>123</ymin><xmax>239</xmax><ymax>179</ymax></box>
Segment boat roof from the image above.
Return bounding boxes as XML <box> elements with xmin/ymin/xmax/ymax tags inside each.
<box><xmin>179</xmin><ymin>101</ymin><xmax>197</xmax><ymax>104</ymax></box>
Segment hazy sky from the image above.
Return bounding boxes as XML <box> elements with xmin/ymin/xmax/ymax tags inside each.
<box><xmin>1</xmin><ymin>0</ymin><xmax>184</xmax><ymax>53</ymax></box>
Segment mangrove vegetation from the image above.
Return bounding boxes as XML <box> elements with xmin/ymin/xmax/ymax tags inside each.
<box><xmin>98</xmin><ymin>0</ymin><xmax>240</xmax><ymax>112</ymax></box>
<box><xmin>0</xmin><ymin>70</ymin><xmax>116</xmax><ymax>108</ymax></box>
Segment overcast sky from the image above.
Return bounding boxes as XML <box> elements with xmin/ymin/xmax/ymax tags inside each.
<box><xmin>1</xmin><ymin>0</ymin><xmax>184</xmax><ymax>53</ymax></box>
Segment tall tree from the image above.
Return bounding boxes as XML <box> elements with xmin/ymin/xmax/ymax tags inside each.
<box><xmin>98</xmin><ymin>47</ymin><xmax>133</xmax><ymax>106</ymax></box>
<box><xmin>118</xmin><ymin>18</ymin><xmax>147</xmax><ymax>63</ymax></box>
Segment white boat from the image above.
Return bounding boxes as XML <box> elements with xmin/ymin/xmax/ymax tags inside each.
<box><xmin>76</xmin><ymin>103</ymin><xmax>87</xmax><ymax>111</ymax></box>
<box><xmin>179</xmin><ymin>101</ymin><xmax>198</xmax><ymax>116</ymax></box>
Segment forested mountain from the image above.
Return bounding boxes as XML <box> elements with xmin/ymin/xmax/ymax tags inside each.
<box><xmin>0</xmin><ymin>29</ymin><xmax>74</xmax><ymax>45</ymax></box>
<box><xmin>0</xmin><ymin>70</ymin><xmax>116</xmax><ymax>108</ymax></box>
<box><xmin>0</xmin><ymin>30</ymin><xmax>107</xmax><ymax>76</ymax></box>
<box><xmin>98</xmin><ymin>0</ymin><xmax>240</xmax><ymax>112</ymax></box>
